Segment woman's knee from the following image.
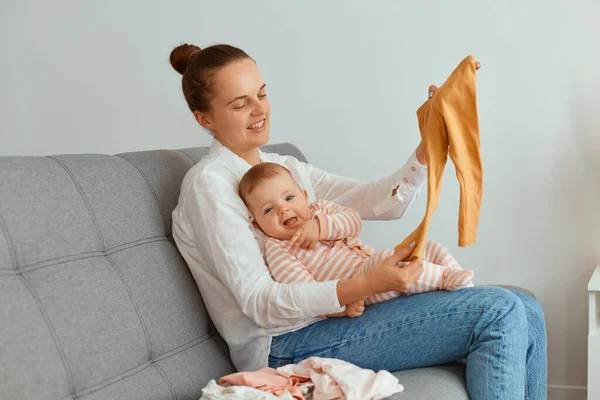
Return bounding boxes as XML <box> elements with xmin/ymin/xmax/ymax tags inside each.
<box><xmin>510</xmin><ymin>290</ymin><xmax>544</xmax><ymax>318</ymax></box>
<box><xmin>509</xmin><ymin>290</ymin><xmax>547</xmax><ymax>337</ymax></box>
<box><xmin>471</xmin><ymin>286</ymin><xmax>528</xmax><ymax>330</ymax></box>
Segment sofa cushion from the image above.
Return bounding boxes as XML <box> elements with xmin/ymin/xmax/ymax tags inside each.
<box><xmin>0</xmin><ymin>148</ymin><xmax>233</xmax><ymax>400</ymax></box>
<box><xmin>389</xmin><ymin>362</ymin><xmax>467</xmax><ymax>399</ymax></box>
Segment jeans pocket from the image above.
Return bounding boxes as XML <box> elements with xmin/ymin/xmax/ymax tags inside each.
<box><xmin>269</xmin><ymin>334</ymin><xmax>294</xmax><ymax>368</ymax></box>
<box><xmin>268</xmin><ymin>354</ymin><xmax>293</xmax><ymax>368</ymax></box>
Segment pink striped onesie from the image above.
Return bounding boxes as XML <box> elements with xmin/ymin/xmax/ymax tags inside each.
<box><xmin>265</xmin><ymin>200</ymin><xmax>474</xmax><ymax>305</ymax></box>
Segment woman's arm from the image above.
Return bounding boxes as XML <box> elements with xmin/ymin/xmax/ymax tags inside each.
<box><xmin>304</xmin><ymin>85</ymin><xmax>442</xmax><ymax>220</ymax></box>
<box><xmin>305</xmin><ymin>148</ymin><xmax>427</xmax><ymax>221</ymax></box>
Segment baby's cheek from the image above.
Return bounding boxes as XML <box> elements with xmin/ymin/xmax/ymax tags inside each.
<box><xmin>264</xmin><ymin>220</ymin><xmax>287</xmax><ymax>240</ymax></box>
<box><xmin>300</xmin><ymin>208</ymin><xmax>313</xmax><ymax>221</ymax></box>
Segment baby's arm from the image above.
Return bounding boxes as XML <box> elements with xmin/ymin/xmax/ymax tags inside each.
<box><xmin>265</xmin><ymin>240</ymin><xmax>316</xmax><ymax>284</ymax></box>
<box><xmin>313</xmin><ymin>199</ymin><xmax>363</xmax><ymax>240</ymax></box>
<box><xmin>265</xmin><ymin>239</ymin><xmax>355</xmax><ymax>318</ymax></box>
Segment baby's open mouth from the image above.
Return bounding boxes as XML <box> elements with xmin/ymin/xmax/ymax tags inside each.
<box><xmin>284</xmin><ymin>217</ymin><xmax>298</xmax><ymax>226</ymax></box>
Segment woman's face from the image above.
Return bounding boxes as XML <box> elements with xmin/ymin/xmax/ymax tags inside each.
<box><xmin>195</xmin><ymin>58</ymin><xmax>270</xmax><ymax>154</ymax></box>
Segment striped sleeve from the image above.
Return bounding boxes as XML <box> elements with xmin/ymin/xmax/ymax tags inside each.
<box><xmin>313</xmin><ymin>199</ymin><xmax>362</xmax><ymax>240</ymax></box>
<box><xmin>265</xmin><ymin>239</ymin><xmax>316</xmax><ymax>284</ymax></box>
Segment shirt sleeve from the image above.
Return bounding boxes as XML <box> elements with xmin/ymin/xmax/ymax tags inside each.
<box><xmin>182</xmin><ymin>171</ymin><xmax>344</xmax><ymax>329</ymax></box>
<box><xmin>305</xmin><ymin>150</ymin><xmax>427</xmax><ymax>221</ymax></box>
<box><xmin>312</xmin><ymin>199</ymin><xmax>362</xmax><ymax>240</ymax></box>
<box><xmin>265</xmin><ymin>240</ymin><xmax>317</xmax><ymax>284</ymax></box>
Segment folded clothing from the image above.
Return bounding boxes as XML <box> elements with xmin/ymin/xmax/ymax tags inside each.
<box><xmin>219</xmin><ymin>367</ymin><xmax>309</xmax><ymax>400</ymax></box>
<box><xmin>200</xmin><ymin>379</ymin><xmax>300</xmax><ymax>399</ymax></box>
<box><xmin>201</xmin><ymin>357</ymin><xmax>403</xmax><ymax>400</ymax></box>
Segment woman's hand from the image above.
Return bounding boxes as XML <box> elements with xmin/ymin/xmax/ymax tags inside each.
<box><xmin>416</xmin><ymin>61</ymin><xmax>480</xmax><ymax>166</ymax></box>
<box><xmin>289</xmin><ymin>218</ymin><xmax>320</xmax><ymax>252</ymax></box>
<box><xmin>336</xmin><ymin>246</ymin><xmax>424</xmax><ymax>306</ymax></box>
<box><xmin>361</xmin><ymin>246</ymin><xmax>424</xmax><ymax>294</ymax></box>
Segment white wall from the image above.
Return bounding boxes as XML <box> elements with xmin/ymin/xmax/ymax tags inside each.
<box><xmin>1</xmin><ymin>1</ymin><xmax>599</xmax><ymax>398</ymax></box>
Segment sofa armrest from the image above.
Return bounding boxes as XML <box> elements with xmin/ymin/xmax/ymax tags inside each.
<box><xmin>494</xmin><ymin>285</ymin><xmax>536</xmax><ymax>300</ymax></box>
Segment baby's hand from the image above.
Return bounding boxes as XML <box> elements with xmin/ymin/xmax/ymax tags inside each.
<box><xmin>345</xmin><ymin>300</ymin><xmax>366</xmax><ymax>318</ymax></box>
<box><xmin>289</xmin><ymin>218</ymin><xmax>320</xmax><ymax>252</ymax></box>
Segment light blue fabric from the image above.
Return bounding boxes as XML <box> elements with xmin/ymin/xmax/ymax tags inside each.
<box><xmin>269</xmin><ymin>286</ymin><xmax>547</xmax><ymax>400</ymax></box>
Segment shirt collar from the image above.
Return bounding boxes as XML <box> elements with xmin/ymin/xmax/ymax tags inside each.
<box><xmin>210</xmin><ymin>138</ymin><xmax>279</xmax><ymax>180</ymax></box>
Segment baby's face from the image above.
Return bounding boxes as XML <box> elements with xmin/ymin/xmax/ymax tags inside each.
<box><xmin>245</xmin><ymin>173</ymin><xmax>312</xmax><ymax>240</ymax></box>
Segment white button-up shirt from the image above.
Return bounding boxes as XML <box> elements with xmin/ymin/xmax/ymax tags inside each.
<box><xmin>172</xmin><ymin>139</ymin><xmax>427</xmax><ymax>372</ymax></box>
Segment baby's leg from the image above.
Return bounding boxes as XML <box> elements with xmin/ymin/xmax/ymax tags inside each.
<box><xmin>423</xmin><ymin>240</ymin><xmax>461</xmax><ymax>269</ymax></box>
<box><xmin>359</xmin><ymin>249</ymin><xmax>400</xmax><ymax>305</ymax></box>
<box><xmin>409</xmin><ymin>261</ymin><xmax>474</xmax><ymax>293</ymax></box>
<box><xmin>359</xmin><ymin>248</ymin><xmax>474</xmax><ymax>305</ymax></box>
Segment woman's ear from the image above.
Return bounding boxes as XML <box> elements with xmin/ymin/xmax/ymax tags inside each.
<box><xmin>194</xmin><ymin>110</ymin><xmax>213</xmax><ymax>130</ymax></box>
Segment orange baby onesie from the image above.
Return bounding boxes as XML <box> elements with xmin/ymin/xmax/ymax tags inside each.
<box><xmin>395</xmin><ymin>55</ymin><xmax>482</xmax><ymax>260</ymax></box>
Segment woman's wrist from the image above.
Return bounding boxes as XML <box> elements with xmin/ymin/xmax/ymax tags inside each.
<box><xmin>336</xmin><ymin>274</ymin><xmax>373</xmax><ymax>306</ymax></box>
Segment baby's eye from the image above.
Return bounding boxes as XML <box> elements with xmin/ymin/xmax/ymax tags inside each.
<box><xmin>264</xmin><ymin>207</ymin><xmax>273</xmax><ymax>214</ymax></box>
<box><xmin>286</xmin><ymin>195</ymin><xmax>294</xmax><ymax>201</ymax></box>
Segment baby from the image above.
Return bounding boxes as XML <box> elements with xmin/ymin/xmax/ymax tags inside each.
<box><xmin>239</xmin><ymin>162</ymin><xmax>474</xmax><ymax>318</ymax></box>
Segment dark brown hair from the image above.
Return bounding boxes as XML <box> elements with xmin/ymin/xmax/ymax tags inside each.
<box><xmin>239</xmin><ymin>162</ymin><xmax>296</xmax><ymax>204</ymax></box>
<box><xmin>169</xmin><ymin>43</ymin><xmax>253</xmax><ymax>112</ymax></box>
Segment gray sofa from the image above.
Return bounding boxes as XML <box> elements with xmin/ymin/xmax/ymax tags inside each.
<box><xmin>0</xmin><ymin>143</ymin><xmax>531</xmax><ymax>400</ymax></box>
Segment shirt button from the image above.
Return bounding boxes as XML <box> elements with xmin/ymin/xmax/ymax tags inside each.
<box><xmin>410</xmin><ymin>166</ymin><xmax>416</xmax><ymax>172</ymax></box>
<box><xmin>403</xmin><ymin>177</ymin><xmax>409</xmax><ymax>183</ymax></box>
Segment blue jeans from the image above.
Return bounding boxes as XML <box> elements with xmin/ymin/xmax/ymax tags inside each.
<box><xmin>269</xmin><ymin>287</ymin><xmax>547</xmax><ymax>400</ymax></box>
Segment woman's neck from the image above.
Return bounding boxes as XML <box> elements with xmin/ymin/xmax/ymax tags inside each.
<box><xmin>235</xmin><ymin>148</ymin><xmax>261</xmax><ymax>166</ymax></box>
<box><xmin>214</xmin><ymin>136</ymin><xmax>261</xmax><ymax>166</ymax></box>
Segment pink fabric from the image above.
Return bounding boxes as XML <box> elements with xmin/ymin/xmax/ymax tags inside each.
<box><xmin>218</xmin><ymin>367</ymin><xmax>309</xmax><ymax>400</ymax></box>
<box><xmin>277</xmin><ymin>357</ymin><xmax>403</xmax><ymax>400</ymax></box>
<box><xmin>218</xmin><ymin>357</ymin><xmax>403</xmax><ymax>400</ymax></box>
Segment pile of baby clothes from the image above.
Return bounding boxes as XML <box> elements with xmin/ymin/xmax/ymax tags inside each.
<box><xmin>200</xmin><ymin>357</ymin><xmax>403</xmax><ymax>400</ymax></box>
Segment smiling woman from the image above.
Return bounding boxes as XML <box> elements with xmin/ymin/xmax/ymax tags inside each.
<box><xmin>170</xmin><ymin>44</ymin><xmax>270</xmax><ymax>165</ymax></box>
<box><xmin>169</xmin><ymin>42</ymin><xmax>547</xmax><ymax>400</ymax></box>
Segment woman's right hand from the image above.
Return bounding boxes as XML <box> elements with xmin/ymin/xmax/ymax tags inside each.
<box><xmin>363</xmin><ymin>247</ymin><xmax>424</xmax><ymax>294</ymax></box>
<box><xmin>336</xmin><ymin>246</ymin><xmax>424</xmax><ymax>306</ymax></box>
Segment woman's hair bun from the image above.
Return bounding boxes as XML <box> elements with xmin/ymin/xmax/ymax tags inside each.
<box><xmin>169</xmin><ymin>43</ymin><xmax>201</xmax><ymax>75</ymax></box>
